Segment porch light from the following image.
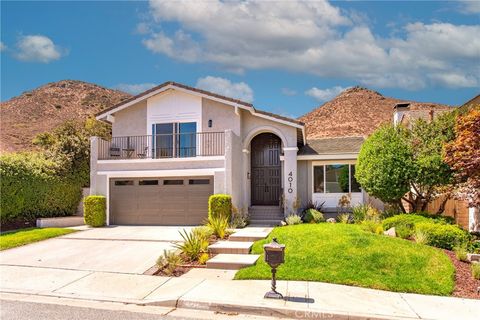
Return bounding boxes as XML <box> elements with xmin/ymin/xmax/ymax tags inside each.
<box><xmin>263</xmin><ymin>238</ymin><xmax>285</xmax><ymax>299</ymax></box>
<box><xmin>208</xmin><ymin>119</ymin><xmax>213</xmax><ymax>128</ymax></box>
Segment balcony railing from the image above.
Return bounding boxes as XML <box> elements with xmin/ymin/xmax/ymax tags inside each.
<box><xmin>98</xmin><ymin>132</ymin><xmax>225</xmax><ymax>160</ymax></box>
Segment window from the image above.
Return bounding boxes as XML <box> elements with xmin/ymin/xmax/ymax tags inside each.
<box><xmin>163</xmin><ymin>179</ymin><xmax>184</xmax><ymax>185</ymax></box>
<box><xmin>114</xmin><ymin>180</ymin><xmax>134</xmax><ymax>186</ymax></box>
<box><xmin>351</xmin><ymin>165</ymin><xmax>361</xmax><ymax>192</ymax></box>
<box><xmin>139</xmin><ymin>180</ymin><xmax>158</xmax><ymax>185</ymax></box>
<box><xmin>152</xmin><ymin>122</ymin><xmax>197</xmax><ymax>158</ymax></box>
<box><xmin>326</xmin><ymin>164</ymin><xmax>349</xmax><ymax>193</ymax></box>
<box><xmin>313</xmin><ymin>164</ymin><xmax>361</xmax><ymax>193</ymax></box>
<box><xmin>189</xmin><ymin>179</ymin><xmax>210</xmax><ymax>185</ymax></box>
<box><xmin>313</xmin><ymin>166</ymin><xmax>324</xmax><ymax>193</ymax></box>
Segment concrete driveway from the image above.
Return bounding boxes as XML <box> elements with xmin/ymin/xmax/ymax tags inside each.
<box><xmin>0</xmin><ymin>226</ymin><xmax>194</xmax><ymax>274</ymax></box>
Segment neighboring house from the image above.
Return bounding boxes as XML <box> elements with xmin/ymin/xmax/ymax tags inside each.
<box><xmin>91</xmin><ymin>81</ymin><xmax>371</xmax><ymax>225</ymax></box>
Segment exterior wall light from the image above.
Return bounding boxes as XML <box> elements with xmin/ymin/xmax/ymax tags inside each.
<box><xmin>208</xmin><ymin>119</ymin><xmax>213</xmax><ymax>128</ymax></box>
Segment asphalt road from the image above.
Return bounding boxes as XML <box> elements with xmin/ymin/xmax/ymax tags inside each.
<box><xmin>0</xmin><ymin>299</ymin><xmax>275</xmax><ymax>320</ymax></box>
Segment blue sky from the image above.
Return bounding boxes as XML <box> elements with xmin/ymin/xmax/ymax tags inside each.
<box><xmin>1</xmin><ymin>1</ymin><xmax>479</xmax><ymax>117</ymax></box>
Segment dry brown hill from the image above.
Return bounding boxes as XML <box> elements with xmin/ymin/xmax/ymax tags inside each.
<box><xmin>1</xmin><ymin>80</ymin><xmax>131</xmax><ymax>152</ymax></box>
<box><xmin>299</xmin><ymin>86</ymin><xmax>452</xmax><ymax>139</ymax></box>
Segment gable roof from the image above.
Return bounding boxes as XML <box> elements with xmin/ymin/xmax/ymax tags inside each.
<box><xmin>96</xmin><ymin>81</ymin><xmax>304</xmax><ymax>128</ymax></box>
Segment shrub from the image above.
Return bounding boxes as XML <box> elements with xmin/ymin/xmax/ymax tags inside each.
<box><xmin>414</xmin><ymin>229</ymin><xmax>429</xmax><ymax>245</ymax></box>
<box><xmin>156</xmin><ymin>249</ymin><xmax>183</xmax><ymax>275</ymax></box>
<box><xmin>198</xmin><ymin>253</ymin><xmax>210</xmax><ymax>265</ymax></box>
<box><xmin>352</xmin><ymin>204</ymin><xmax>369</xmax><ymax>223</ymax></box>
<box><xmin>303</xmin><ymin>209</ymin><xmax>324</xmax><ymax>223</ymax></box>
<box><xmin>286</xmin><ymin>214</ymin><xmax>302</xmax><ymax>225</ymax></box>
<box><xmin>231</xmin><ymin>206</ymin><xmax>249</xmax><ymax>228</ymax></box>
<box><xmin>396</xmin><ymin>225</ymin><xmax>414</xmax><ymax>239</ymax></box>
<box><xmin>337</xmin><ymin>213</ymin><xmax>350</xmax><ymax>224</ymax></box>
<box><xmin>382</xmin><ymin>214</ymin><xmax>431</xmax><ymax>236</ymax></box>
<box><xmin>301</xmin><ymin>200</ymin><xmax>325</xmax><ymax>213</ymax></box>
<box><xmin>207</xmin><ymin>215</ymin><xmax>229</xmax><ymax>239</ymax></box>
<box><xmin>0</xmin><ymin>152</ymin><xmax>82</xmax><ymax>223</ymax></box>
<box><xmin>83</xmin><ymin>195</ymin><xmax>106</xmax><ymax>227</ymax></box>
<box><xmin>192</xmin><ymin>226</ymin><xmax>213</xmax><ymax>243</ymax></box>
<box><xmin>415</xmin><ymin>222</ymin><xmax>470</xmax><ymax>250</ymax></box>
<box><xmin>208</xmin><ymin>194</ymin><xmax>232</xmax><ymax>221</ymax></box>
<box><xmin>173</xmin><ymin>229</ymin><xmax>206</xmax><ymax>261</ymax></box>
<box><xmin>472</xmin><ymin>263</ymin><xmax>480</xmax><ymax>280</ymax></box>
<box><xmin>453</xmin><ymin>243</ymin><xmax>469</xmax><ymax>262</ymax></box>
<box><xmin>361</xmin><ymin>220</ymin><xmax>383</xmax><ymax>234</ymax></box>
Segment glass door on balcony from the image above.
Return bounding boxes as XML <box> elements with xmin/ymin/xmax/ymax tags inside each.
<box><xmin>178</xmin><ymin>122</ymin><xmax>197</xmax><ymax>158</ymax></box>
<box><xmin>152</xmin><ymin>122</ymin><xmax>197</xmax><ymax>158</ymax></box>
<box><xmin>153</xmin><ymin>123</ymin><xmax>174</xmax><ymax>158</ymax></box>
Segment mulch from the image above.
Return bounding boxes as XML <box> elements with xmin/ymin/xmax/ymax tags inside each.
<box><xmin>443</xmin><ymin>250</ymin><xmax>480</xmax><ymax>299</ymax></box>
<box><xmin>1</xmin><ymin>218</ymin><xmax>36</xmax><ymax>233</ymax></box>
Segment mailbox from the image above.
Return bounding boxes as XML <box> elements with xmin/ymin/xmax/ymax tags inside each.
<box><xmin>264</xmin><ymin>238</ymin><xmax>285</xmax><ymax>268</ymax></box>
<box><xmin>263</xmin><ymin>238</ymin><xmax>285</xmax><ymax>299</ymax></box>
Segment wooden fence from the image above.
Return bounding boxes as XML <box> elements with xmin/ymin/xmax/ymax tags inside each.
<box><xmin>426</xmin><ymin>195</ymin><xmax>469</xmax><ymax>229</ymax></box>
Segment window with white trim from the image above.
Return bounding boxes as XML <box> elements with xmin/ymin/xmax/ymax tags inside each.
<box><xmin>313</xmin><ymin>164</ymin><xmax>361</xmax><ymax>193</ymax></box>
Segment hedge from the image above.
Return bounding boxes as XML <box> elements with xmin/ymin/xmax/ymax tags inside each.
<box><xmin>0</xmin><ymin>152</ymin><xmax>82</xmax><ymax>223</ymax></box>
<box><xmin>208</xmin><ymin>194</ymin><xmax>232</xmax><ymax>221</ymax></box>
<box><xmin>84</xmin><ymin>195</ymin><xmax>106</xmax><ymax>227</ymax></box>
<box><xmin>382</xmin><ymin>214</ymin><xmax>431</xmax><ymax>238</ymax></box>
<box><xmin>415</xmin><ymin>222</ymin><xmax>470</xmax><ymax>250</ymax></box>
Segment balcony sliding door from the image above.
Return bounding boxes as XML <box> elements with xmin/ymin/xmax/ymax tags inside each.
<box><xmin>152</xmin><ymin>122</ymin><xmax>197</xmax><ymax>158</ymax></box>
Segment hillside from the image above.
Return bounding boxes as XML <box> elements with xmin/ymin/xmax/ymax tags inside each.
<box><xmin>300</xmin><ymin>86</ymin><xmax>452</xmax><ymax>139</ymax></box>
<box><xmin>1</xmin><ymin>80</ymin><xmax>131</xmax><ymax>152</ymax></box>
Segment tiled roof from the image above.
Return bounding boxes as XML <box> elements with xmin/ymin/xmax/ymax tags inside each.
<box><xmin>298</xmin><ymin>136</ymin><xmax>365</xmax><ymax>155</ymax></box>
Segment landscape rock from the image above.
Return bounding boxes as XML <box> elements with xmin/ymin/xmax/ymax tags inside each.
<box><xmin>384</xmin><ymin>227</ymin><xmax>396</xmax><ymax>237</ymax></box>
<box><xmin>326</xmin><ymin>218</ymin><xmax>336</xmax><ymax>223</ymax></box>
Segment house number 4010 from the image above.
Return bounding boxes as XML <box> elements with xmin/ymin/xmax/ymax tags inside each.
<box><xmin>287</xmin><ymin>171</ymin><xmax>294</xmax><ymax>193</ymax></box>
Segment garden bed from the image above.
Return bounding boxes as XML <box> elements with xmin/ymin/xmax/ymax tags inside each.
<box><xmin>443</xmin><ymin>250</ymin><xmax>480</xmax><ymax>299</ymax></box>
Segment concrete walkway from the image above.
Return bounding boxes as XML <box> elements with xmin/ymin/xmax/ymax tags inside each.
<box><xmin>1</xmin><ymin>265</ymin><xmax>478</xmax><ymax>320</ymax></box>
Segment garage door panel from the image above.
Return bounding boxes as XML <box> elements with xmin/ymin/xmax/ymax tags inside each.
<box><xmin>110</xmin><ymin>176</ymin><xmax>213</xmax><ymax>225</ymax></box>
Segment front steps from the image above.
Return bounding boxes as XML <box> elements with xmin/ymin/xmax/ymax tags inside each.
<box><xmin>206</xmin><ymin>253</ymin><xmax>260</xmax><ymax>270</ymax></box>
<box><xmin>208</xmin><ymin>241</ymin><xmax>253</xmax><ymax>254</ymax></box>
<box><xmin>206</xmin><ymin>227</ymin><xmax>273</xmax><ymax>270</ymax></box>
<box><xmin>248</xmin><ymin>206</ymin><xmax>284</xmax><ymax>226</ymax></box>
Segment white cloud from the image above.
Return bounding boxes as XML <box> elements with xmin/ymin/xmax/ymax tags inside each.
<box><xmin>457</xmin><ymin>0</ymin><xmax>480</xmax><ymax>14</ymax></box>
<box><xmin>0</xmin><ymin>42</ymin><xmax>6</xmax><ymax>52</ymax></box>
<box><xmin>281</xmin><ymin>88</ymin><xmax>297</xmax><ymax>96</ymax></box>
<box><xmin>305</xmin><ymin>86</ymin><xmax>347</xmax><ymax>102</ymax></box>
<box><xmin>114</xmin><ymin>83</ymin><xmax>157</xmax><ymax>95</ymax></box>
<box><xmin>141</xmin><ymin>0</ymin><xmax>480</xmax><ymax>90</ymax></box>
<box><xmin>14</xmin><ymin>35</ymin><xmax>64</xmax><ymax>63</ymax></box>
<box><xmin>135</xmin><ymin>22</ymin><xmax>151</xmax><ymax>35</ymax></box>
<box><xmin>196</xmin><ymin>76</ymin><xmax>253</xmax><ymax>103</ymax></box>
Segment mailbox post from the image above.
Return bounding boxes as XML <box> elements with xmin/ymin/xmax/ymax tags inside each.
<box><xmin>263</xmin><ymin>238</ymin><xmax>285</xmax><ymax>299</ymax></box>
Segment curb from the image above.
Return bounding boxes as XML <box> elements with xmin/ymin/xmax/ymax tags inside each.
<box><xmin>146</xmin><ymin>298</ymin><xmax>419</xmax><ymax>320</ymax></box>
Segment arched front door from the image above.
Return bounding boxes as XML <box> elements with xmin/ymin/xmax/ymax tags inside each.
<box><xmin>251</xmin><ymin>133</ymin><xmax>281</xmax><ymax>205</ymax></box>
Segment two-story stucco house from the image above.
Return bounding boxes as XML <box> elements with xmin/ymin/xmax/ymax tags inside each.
<box><xmin>91</xmin><ymin>81</ymin><xmax>369</xmax><ymax>225</ymax></box>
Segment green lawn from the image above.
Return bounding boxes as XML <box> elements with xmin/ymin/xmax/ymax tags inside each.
<box><xmin>0</xmin><ymin>228</ymin><xmax>77</xmax><ymax>251</ymax></box>
<box><xmin>235</xmin><ymin>224</ymin><xmax>455</xmax><ymax>296</ymax></box>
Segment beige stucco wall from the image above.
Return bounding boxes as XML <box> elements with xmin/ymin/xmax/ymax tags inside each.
<box><xmin>202</xmin><ymin>98</ymin><xmax>241</xmax><ymax>136</ymax></box>
<box><xmin>97</xmin><ymin>159</ymin><xmax>225</xmax><ymax>172</ymax></box>
<box><xmin>112</xmin><ymin>101</ymin><xmax>147</xmax><ymax>137</ymax></box>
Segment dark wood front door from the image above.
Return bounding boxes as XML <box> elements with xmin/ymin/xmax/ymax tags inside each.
<box><xmin>251</xmin><ymin>133</ymin><xmax>281</xmax><ymax>205</ymax></box>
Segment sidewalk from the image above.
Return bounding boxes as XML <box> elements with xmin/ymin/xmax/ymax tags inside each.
<box><xmin>1</xmin><ymin>265</ymin><xmax>478</xmax><ymax>320</ymax></box>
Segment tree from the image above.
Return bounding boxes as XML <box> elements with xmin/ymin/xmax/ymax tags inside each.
<box><xmin>356</xmin><ymin>125</ymin><xmax>414</xmax><ymax>212</ymax></box>
<box><xmin>444</xmin><ymin>106</ymin><xmax>480</xmax><ymax>208</ymax></box>
<box><xmin>33</xmin><ymin>118</ymin><xmax>110</xmax><ymax>187</ymax></box>
<box><xmin>356</xmin><ymin>111</ymin><xmax>457</xmax><ymax>213</ymax></box>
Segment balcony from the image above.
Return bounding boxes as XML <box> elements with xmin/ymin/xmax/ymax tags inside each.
<box><xmin>98</xmin><ymin>132</ymin><xmax>225</xmax><ymax>160</ymax></box>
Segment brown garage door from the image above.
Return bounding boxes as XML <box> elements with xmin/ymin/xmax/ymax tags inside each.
<box><xmin>110</xmin><ymin>176</ymin><xmax>213</xmax><ymax>225</ymax></box>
